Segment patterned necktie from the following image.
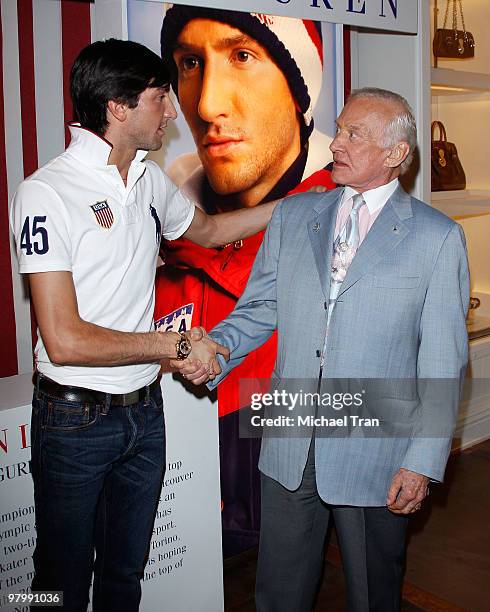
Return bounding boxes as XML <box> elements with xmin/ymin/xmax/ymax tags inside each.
<box><xmin>327</xmin><ymin>193</ymin><xmax>366</xmax><ymax>326</ymax></box>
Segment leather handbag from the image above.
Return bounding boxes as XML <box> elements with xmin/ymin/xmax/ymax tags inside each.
<box><xmin>433</xmin><ymin>0</ymin><xmax>475</xmax><ymax>58</ymax></box>
<box><xmin>431</xmin><ymin>121</ymin><xmax>466</xmax><ymax>191</ymax></box>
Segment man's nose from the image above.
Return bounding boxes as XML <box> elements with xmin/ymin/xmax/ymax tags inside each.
<box><xmin>197</xmin><ymin>63</ymin><xmax>231</xmax><ymax>123</ymax></box>
<box><xmin>330</xmin><ymin>132</ymin><xmax>343</xmax><ymax>153</ymax></box>
<box><xmin>164</xmin><ymin>96</ymin><xmax>178</xmax><ymax>121</ymax></box>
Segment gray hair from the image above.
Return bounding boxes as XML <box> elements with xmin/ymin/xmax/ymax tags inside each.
<box><xmin>348</xmin><ymin>87</ymin><xmax>417</xmax><ymax>173</ymax></box>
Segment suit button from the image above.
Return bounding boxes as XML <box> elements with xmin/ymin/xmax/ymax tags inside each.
<box><xmin>316</xmin><ymin>350</ymin><xmax>321</xmax><ymax>358</ymax></box>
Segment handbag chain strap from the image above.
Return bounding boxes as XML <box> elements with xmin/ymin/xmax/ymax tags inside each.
<box><xmin>441</xmin><ymin>0</ymin><xmax>466</xmax><ymax>34</ymax></box>
<box><xmin>442</xmin><ymin>0</ymin><xmax>450</xmax><ymax>28</ymax></box>
<box><xmin>442</xmin><ymin>0</ymin><xmax>474</xmax><ymax>46</ymax></box>
<box><xmin>456</xmin><ymin>1</ymin><xmax>467</xmax><ymax>34</ymax></box>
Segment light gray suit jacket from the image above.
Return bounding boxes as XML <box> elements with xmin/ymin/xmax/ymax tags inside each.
<box><xmin>208</xmin><ymin>186</ymin><xmax>469</xmax><ymax>506</ymax></box>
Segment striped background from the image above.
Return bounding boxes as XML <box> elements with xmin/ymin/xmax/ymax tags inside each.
<box><xmin>1</xmin><ymin>0</ymin><xmax>92</xmax><ymax>377</ymax></box>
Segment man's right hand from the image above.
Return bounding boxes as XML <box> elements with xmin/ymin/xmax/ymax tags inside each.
<box><xmin>28</xmin><ymin>271</ymin><xmax>227</xmax><ymax>369</ymax></box>
<box><xmin>170</xmin><ymin>327</ymin><xmax>230</xmax><ymax>385</ymax></box>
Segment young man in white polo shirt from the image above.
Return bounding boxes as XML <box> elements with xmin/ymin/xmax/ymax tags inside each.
<box><xmin>10</xmin><ymin>39</ymin><xmax>278</xmax><ymax>612</ymax></box>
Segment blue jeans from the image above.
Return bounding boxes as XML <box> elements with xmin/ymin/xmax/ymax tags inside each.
<box><xmin>30</xmin><ymin>379</ymin><xmax>165</xmax><ymax>612</ymax></box>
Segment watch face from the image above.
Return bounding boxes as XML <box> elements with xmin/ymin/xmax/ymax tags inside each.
<box><xmin>179</xmin><ymin>336</ymin><xmax>192</xmax><ymax>357</ymax></box>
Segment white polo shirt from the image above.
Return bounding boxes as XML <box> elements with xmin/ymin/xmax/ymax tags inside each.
<box><xmin>10</xmin><ymin>124</ymin><xmax>195</xmax><ymax>393</ymax></box>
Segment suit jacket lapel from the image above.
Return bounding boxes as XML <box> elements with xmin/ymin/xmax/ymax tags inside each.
<box><xmin>307</xmin><ymin>189</ymin><xmax>342</xmax><ymax>300</ymax></box>
<box><xmin>337</xmin><ymin>186</ymin><xmax>413</xmax><ymax>298</ymax></box>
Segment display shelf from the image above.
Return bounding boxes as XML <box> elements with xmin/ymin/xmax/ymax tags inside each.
<box><xmin>431</xmin><ymin>190</ymin><xmax>490</xmax><ymax>218</ymax></box>
<box><xmin>431</xmin><ymin>67</ymin><xmax>490</xmax><ymax>95</ymax></box>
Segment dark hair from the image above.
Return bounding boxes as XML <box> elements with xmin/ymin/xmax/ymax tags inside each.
<box><xmin>70</xmin><ymin>38</ymin><xmax>170</xmax><ymax>135</ymax></box>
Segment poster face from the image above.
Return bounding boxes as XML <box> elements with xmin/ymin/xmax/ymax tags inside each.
<box><xmin>128</xmin><ymin>1</ymin><xmax>339</xmax><ymax>178</ymax></box>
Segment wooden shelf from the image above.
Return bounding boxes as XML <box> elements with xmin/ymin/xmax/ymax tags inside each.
<box><xmin>431</xmin><ymin>67</ymin><xmax>490</xmax><ymax>95</ymax></box>
<box><xmin>431</xmin><ymin>190</ymin><xmax>490</xmax><ymax>218</ymax></box>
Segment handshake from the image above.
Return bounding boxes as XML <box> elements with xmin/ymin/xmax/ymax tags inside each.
<box><xmin>169</xmin><ymin>327</ymin><xmax>230</xmax><ymax>385</ymax></box>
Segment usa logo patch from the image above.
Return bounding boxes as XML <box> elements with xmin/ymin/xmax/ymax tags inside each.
<box><xmin>90</xmin><ymin>200</ymin><xmax>114</xmax><ymax>229</ymax></box>
<box><xmin>155</xmin><ymin>303</ymin><xmax>194</xmax><ymax>333</ymax></box>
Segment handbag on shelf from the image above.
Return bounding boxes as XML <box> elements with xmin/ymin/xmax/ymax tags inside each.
<box><xmin>431</xmin><ymin>121</ymin><xmax>466</xmax><ymax>191</ymax></box>
<box><xmin>433</xmin><ymin>0</ymin><xmax>475</xmax><ymax>59</ymax></box>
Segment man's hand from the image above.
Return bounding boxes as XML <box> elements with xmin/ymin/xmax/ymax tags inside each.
<box><xmin>386</xmin><ymin>468</ymin><xmax>430</xmax><ymax>514</ymax></box>
<box><xmin>170</xmin><ymin>327</ymin><xmax>230</xmax><ymax>386</ymax></box>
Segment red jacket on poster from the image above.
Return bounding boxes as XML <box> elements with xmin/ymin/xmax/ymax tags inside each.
<box><xmin>154</xmin><ymin>164</ymin><xmax>335</xmax><ymax>416</ymax></box>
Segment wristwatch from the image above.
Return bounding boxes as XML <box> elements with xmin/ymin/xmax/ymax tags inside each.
<box><xmin>175</xmin><ymin>332</ymin><xmax>192</xmax><ymax>360</ymax></box>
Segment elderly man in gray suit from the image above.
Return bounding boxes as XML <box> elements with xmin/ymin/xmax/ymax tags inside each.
<box><xmin>176</xmin><ymin>88</ymin><xmax>469</xmax><ymax>611</ymax></box>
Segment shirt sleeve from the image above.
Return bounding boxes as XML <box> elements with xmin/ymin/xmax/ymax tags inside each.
<box><xmin>10</xmin><ymin>179</ymin><xmax>72</xmax><ymax>274</ymax></box>
<box><xmin>155</xmin><ymin>164</ymin><xmax>195</xmax><ymax>240</ymax></box>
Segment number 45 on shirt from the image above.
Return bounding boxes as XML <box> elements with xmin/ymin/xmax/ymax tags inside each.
<box><xmin>20</xmin><ymin>216</ymin><xmax>49</xmax><ymax>255</ymax></box>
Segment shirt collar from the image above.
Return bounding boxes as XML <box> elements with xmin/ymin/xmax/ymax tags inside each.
<box><xmin>66</xmin><ymin>123</ymin><xmax>148</xmax><ymax>167</ymax></box>
<box><xmin>341</xmin><ymin>178</ymin><xmax>399</xmax><ymax>215</ymax></box>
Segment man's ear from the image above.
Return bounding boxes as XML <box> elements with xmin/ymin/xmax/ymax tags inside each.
<box><xmin>385</xmin><ymin>142</ymin><xmax>410</xmax><ymax>168</ymax></box>
<box><xmin>107</xmin><ymin>99</ymin><xmax>128</xmax><ymax>124</ymax></box>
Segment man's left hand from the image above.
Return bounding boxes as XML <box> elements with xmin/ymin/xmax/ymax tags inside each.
<box><xmin>386</xmin><ymin>468</ymin><xmax>430</xmax><ymax>514</ymax></box>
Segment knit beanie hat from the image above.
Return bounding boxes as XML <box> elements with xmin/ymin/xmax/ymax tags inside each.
<box><xmin>161</xmin><ymin>5</ymin><xmax>324</xmax><ymax>139</ymax></box>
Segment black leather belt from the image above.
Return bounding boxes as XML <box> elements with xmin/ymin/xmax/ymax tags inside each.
<box><xmin>35</xmin><ymin>374</ymin><xmax>160</xmax><ymax>407</ymax></box>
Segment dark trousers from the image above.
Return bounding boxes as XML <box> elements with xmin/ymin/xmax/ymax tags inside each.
<box><xmin>30</xmin><ymin>382</ymin><xmax>165</xmax><ymax>612</ymax></box>
<box><xmin>256</xmin><ymin>443</ymin><xmax>408</xmax><ymax>612</ymax></box>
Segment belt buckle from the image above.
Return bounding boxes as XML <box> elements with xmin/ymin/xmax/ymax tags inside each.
<box><xmin>115</xmin><ymin>390</ymin><xmax>140</xmax><ymax>407</ymax></box>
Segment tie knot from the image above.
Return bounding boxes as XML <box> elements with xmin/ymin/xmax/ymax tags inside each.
<box><xmin>352</xmin><ymin>193</ymin><xmax>365</xmax><ymax>213</ymax></box>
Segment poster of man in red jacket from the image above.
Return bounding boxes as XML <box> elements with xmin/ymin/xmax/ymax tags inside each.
<box><xmin>154</xmin><ymin>4</ymin><xmax>338</xmax><ymax>555</ymax></box>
